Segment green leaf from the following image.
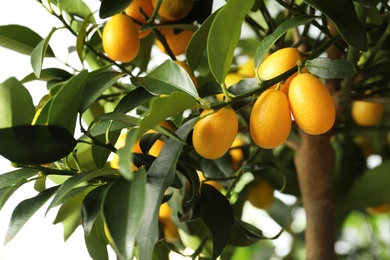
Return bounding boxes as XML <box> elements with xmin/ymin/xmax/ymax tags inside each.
<box><xmin>303</xmin><ymin>0</ymin><xmax>368</xmax><ymax>51</ymax></box>
<box><xmin>254</xmin><ymin>16</ymin><xmax>315</xmax><ymax>69</ymax></box>
<box><xmin>0</xmin><ymin>168</ymin><xmax>38</xmax><ymax>189</ymax></box>
<box><xmin>186</xmin><ymin>9</ymin><xmax>219</xmax><ymax>72</ymax></box>
<box><xmin>4</xmin><ymin>186</ymin><xmax>59</xmax><ymax>244</ymax></box>
<box><xmin>0</xmin><ymin>179</ymin><xmax>29</xmax><ymax>212</ymax></box>
<box><xmin>130</xmin><ymin>32</ymin><xmax>155</xmax><ymax>73</ymax></box>
<box><xmin>138</xmin><ymin>92</ymin><xmax>198</xmax><ymax>136</ymax></box>
<box><xmin>305</xmin><ymin>57</ymin><xmax>356</xmax><ymax>79</ymax></box>
<box><xmin>0</xmin><ymin>25</ymin><xmax>55</xmax><ymax>56</ymax></box>
<box><xmin>136</xmin><ymin>118</ymin><xmax>197</xmax><ymax>260</ymax></box>
<box><xmin>103</xmin><ymin>168</ymin><xmax>147</xmax><ymax>260</ymax></box>
<box><xmin>354</xmin><ymin>0</ymin><xmax>381</xmax><ymax>8</ymax></box>
<box><xmin>80</xmin><ymin>69</ymin><xmax>125</xmax><ymax>113</ymax></box>
<box><xmin>0</xmin><ymin>125</ymin><xmax>77</xmax><ymax>165</ymax></box>
<box><xmin>207</xmin><ymin>0</ymin><xmax>255</xmax><ymax>83</ymax></box>
<box><xmin>99</xmin><ymin>0</ymin><xmax>132</xmax><ymax>19</ymax></box>
<box><xmin>131</xmin><ymin>59</ymin><xmax>199</xmax><ymax>98</ymax></box>
<box><xmin>53</xmin><ymin>186</ymin><xmax>95</xmax><ymax>241</ymax></box>
<box><xmin>47</xmin><ymin>169</ymin><xmax>115</xmax><ymax>213</ymax></box>
<box><xmin>48</xmin><ymin>70</ymin><xmax>89</xmax><ymax>135</ymax></box>
<box><xmin>114</xmin><ymin>87</ymin><xmax>155</xmax><ymax>114</ymax></box>
<box><xmin>0</xmin><ymin>77</ymin><xmax>35</xmax><ymax>128</ymax></box>
<box><xmin>228</xmin><ymin>218</ymin><xmax>266</xmax><ymax>247</ymax></box>
<box><xmin>77</xmin><ymin>12</ymin><xmax>96</xmax><ymax>65</ymax></box>
<box><xmin>21</xmin><ymin>68</ymin><xmax>72</xmax><ymax>83</ymax></box>
<box><xmin>59</xmin><ymin>0</ymin><xmax>96</xmax><ymax>23</ymax></box>
<box><xmin>117</xmin><ymin>128</ymin><xmax>139</xmax><ymax>180</ymax></box>
<box><xmin>31</xmin><ymin>27</ymin><xmax>57</xmax><ymax>78</ymax></box>
<box><xmin>200</xmin><ymin>183</ymin><xmax>235</xmax><ymax>259</ymax></box>
<box><xmin>84</xmin><ymin>215</ymin><xmax>109</xmax><ymax>260</ymax></box>
<box><xmin>82</xmin><ymin>185</ymin><xmax>108</xmax><ymax>236</ymax></box>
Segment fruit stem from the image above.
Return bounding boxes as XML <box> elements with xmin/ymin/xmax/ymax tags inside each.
<box><xmin>275</xmin><ymin>82</ymin><xmax>282</xmax><ymax>90</ymax></box>
<box><xmin>221</xmin><ymin>82</ymin><xmax>233</xmax><ymax>102</ymax></box>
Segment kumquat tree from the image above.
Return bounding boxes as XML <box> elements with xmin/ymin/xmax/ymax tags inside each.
<box><xmin>1</xmin><ymin>0</ymin><xmax>390</xmax><ymax>259</ymax></box>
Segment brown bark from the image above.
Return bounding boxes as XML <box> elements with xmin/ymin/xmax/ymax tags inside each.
<box><xmin>294</xmin><ymin>132</ymin><xmax>336</xmax><ymax>260</ymax></box>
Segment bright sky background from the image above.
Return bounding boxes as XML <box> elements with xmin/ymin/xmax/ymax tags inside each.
<box><xmin>0</xmin><ymin>1</ymin><xmax>296</xmax><ymax>259</ymax></box>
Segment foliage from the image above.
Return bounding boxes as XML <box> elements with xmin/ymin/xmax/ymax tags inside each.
<box><xmin>1</xmin><ymin>0</ymin><xmax>390</xmax><ymax>259</ymax></box>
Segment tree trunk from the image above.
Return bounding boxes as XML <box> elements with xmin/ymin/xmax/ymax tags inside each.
<box><xmin>294</xmin><ymin>132</ymin><xmax>336</xmax><ymax>260</ymax></box>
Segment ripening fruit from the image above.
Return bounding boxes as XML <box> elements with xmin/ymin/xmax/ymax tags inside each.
<box><xmin>110</xmin><ymin>133</ymin><xmax>140</xmax><ymax>171</ymax></box>
<box><xmin>156</xmin><ymin>28</ymin><xmax>194</xmax><ymax>56</ymax></box>
<box><xmin>197</xmin><ymin>170</ymin><xmax>223</xmax><ymax>191</ymax></box>
<box><xmin>124</xmin><ymin>0</ymin><xmax>154</xmax><ymax>38</ymax></box>
<box><xmin>229</xmin><ymin>136</ymin><xmax>245</xmax><ymax>171</ymax></box>
<box><xmin>250</xmin><ymin>89</ymin><xmax>291</xmax><ymax>149</ymax></box>
<box><xmin>193</xmin><ymin>107</ymin><xmax>238</xmax><ymax>159</ymax></box>
<box><xmin>238</xmin><ymin>57</ymin><xmax>255</xmax><ymax>78</ymax></box>
<box><xmin>289</xmin><ymin>73</ymin><xmax>336</xmax><ymax>135</ymax></box>
<box><xmin>152</xmin><ymin>0</ymin><xmax>193</xmax><ymax>21</ymax></box>
<box><xmin>102</xmin><ymin>14</ymin><xmax>140</xmax><ymax>63</ymax></box>
<box><xmin>247</xmin><ymin>180</ymin><xmax>275</xmax><ymax>210</ymax></box>
<box><xmin>351</xmin><ymin>100</ymin><xmax>385</xmax><ymax>126</ymax></box>
<box><xmin>159</xmin><ymin>202</ymin><xmax>180</xmax><ymax>242</ymax></box>
<box><xmin>257</xmin><ymin>47</ymin><xmax>302</xmax><ymax>94</ymax></box>
<box><xmin>175</xmin><ymin>60</ymin><xmax>198</xmax><ymax>87</ymax></box>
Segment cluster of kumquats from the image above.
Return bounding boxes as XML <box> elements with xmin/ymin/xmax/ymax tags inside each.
<box><xmin>103</xmin><ymin>1</ymin><xmax>336</xmax><ymax>237</ymax></box>
<box><xmin>101</xmin><ymin>0</ymin><xmax>197</xmax><ymax>84</ymax></box>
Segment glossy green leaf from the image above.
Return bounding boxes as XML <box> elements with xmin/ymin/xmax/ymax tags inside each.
<box><xmin>0</xmin><ymin>179</ymin><xmax>29</xmax><ymax>212</ymax></box>
<box><xmin>138</xmin><ymin>92</ymin><xmax>198</xmax><ymax>136</ymax></box>
<box><xmin>130</xmin><ymin>32</ymin><xmax>155</xmax><ymax>73</ymax></box>
<box><xmin>136</xmin><ymin>118</ymin><xmax>197</xmax><ymax>260</ymax></box>
<box><xmin>304</xmin><ymin>0</ymin><xmax>368</xmax><ymax>51</ymax></box>
<box><xmin>99</xmin><ymin>0</ymin><xmax>132</xmax><ymax>19</ymax></box>
<box><xmin>0</xmin><ymin>168</ymin><xmax>38</xmax><ymax>189</ymax></box>
<box><xmin>0</xmin><ymin>25</ymin><xmax>55</xmax><ymax>56</ymax></box>
<box><xmin>77</xmin><ymin>12</ymin><xmax>96</xmax><ymax>65</ymax></box>
<box><xmin>200</xmin><ymin>154</ymin><xmax>234</xmax><ymax>179</ymax></box>
<box><xmin>80</xmin><ymin>70</ymin><xmax>125</xmax><ymax>113</ymax></box>
<box><xmin>207</xmin><ymin>0</ymin><xmax>255</xmax><ymax>83</ymax></box>
<box><xmin>354</xmin><ymin>0</ymin><xmax>381</xmax><ymax>8</ymax></box>
<box><xmin>0</xmin><ymin>77</ymin><xmax>35</xmax><ymax>128</ymax></box>
<box><xmin>200</xmin><ymin>183</ymin><xmax>235</xmax><ymax>259</ymax></box>
<box><xmin>117</xmin><ymin>128</ymin><xmax>139</xmax><ymax>180</ymax></box>
<box><xmin>228</xmin><ymin>219</ymin><xmax>266</xmax><ymax>247</ymax></box>
<box><xmin>305</xmin><ymin>57</ymin><xmax>356</xmax><ymax>79</ymax></box>
<box><xmin>21</xmin><ymin>68</ymin><xmax>72</xmax><ymax>83</ymax></box>
<box><xmin>84</xmin><ymin>215</ymin><xmax>109</xmax><ymax>260</ymax></box>
<box><xmin>0</xmin><ymin>125</ymin><xmax>77</xmax><ymax>165</ymax></box>
<box><xmin>114</xmin><ymin>87</ymin><xmax>155</xmax><ymax>114</ymax></box>
<box><xmin>4</xmin><ymin>186</ymin><xmax>59</xmax><ymax>244</ymax></box>
<box><xmin>59</xmin><ymin>0</ymin><xmax>96</xmax><ymax>23</ymax></box>
<box><xmin>31</xmin><ymin>27</ymin><xmax>57</xmax><ymax>78</ymax></box>
<box><xmin>53</xmin><ymin>186</ymin><xmax>94</xmax><ymax>241</ymax></box>
<box><xmin>103</xmin><ymin>168</ymin><xmax>147</xmax><ymax>260</ymax></box>
<box><xmin>48</xmin><ymin>70</ymin><xmax>89</xmax><ymax>135</ymax></box>
<box><xmin>47</xmin><ymin>169</ymin><xmax>115</xmax><ymax>213</ymax></box>
<box><xmin>131</xmin><ymin>59</ymin><xmax>199</xmax><ymax>98</ymax></box>
<box><xmin>82</xmin><ymin>185</ymin><xmax>108</xmax><ymax>236</ymax></box>
<box><xmin>254</xmin><ymin>16</ymin><xmax>315</xmax><ymax>69</ymax></box>
<box><xmin>186</xmin><ymin>9</ymin><xmax>219</xmax><ymax>71</ymax></box>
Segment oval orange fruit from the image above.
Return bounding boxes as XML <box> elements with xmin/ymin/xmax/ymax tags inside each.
<box><xmin>351</xmin><ymin>100</ymin><xmax>385</xmax><ymax>126</ymax></box>
<box><xmin>257</xmin><ymin>47</ymin><xmax>302</xmax><ymax>94</ymax></box>
<box><xmin>102</xmin><ymin>14</ymin><xmax>140</xmax><ymax>63</ymax></box>
<box><xmin>156</xmin><ymin>27</ymin><xmax>194</xmax><ymax>56</ymax></box>
<box><xmin>152</xmin><ymin>0</ymin><xmax>193</xmax><ymax>21</ymax></box>
<box><xmin>250</xmin><ymin>89</ymin><xmax>291</xmax><ymax>149</ymax></box>
<box><xmin>289</xmin><ymin>73</ymin><xmax>335</xmax><ymax>135</ymax></box>
<box><xmin>193</xmin><ymin>107</ymin><xmax>238</xmax><ymax>159</ymax></box>
<box><xmin>124</xmin><ymin>0</ymin><xmax>154</xmax><ymax>38</ymax></box>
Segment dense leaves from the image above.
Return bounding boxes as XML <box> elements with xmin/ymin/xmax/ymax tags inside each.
<box><xmin>0</xmin><ymin>125</ymin><xmax>76</xmax><ymax>165</ymax></box>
